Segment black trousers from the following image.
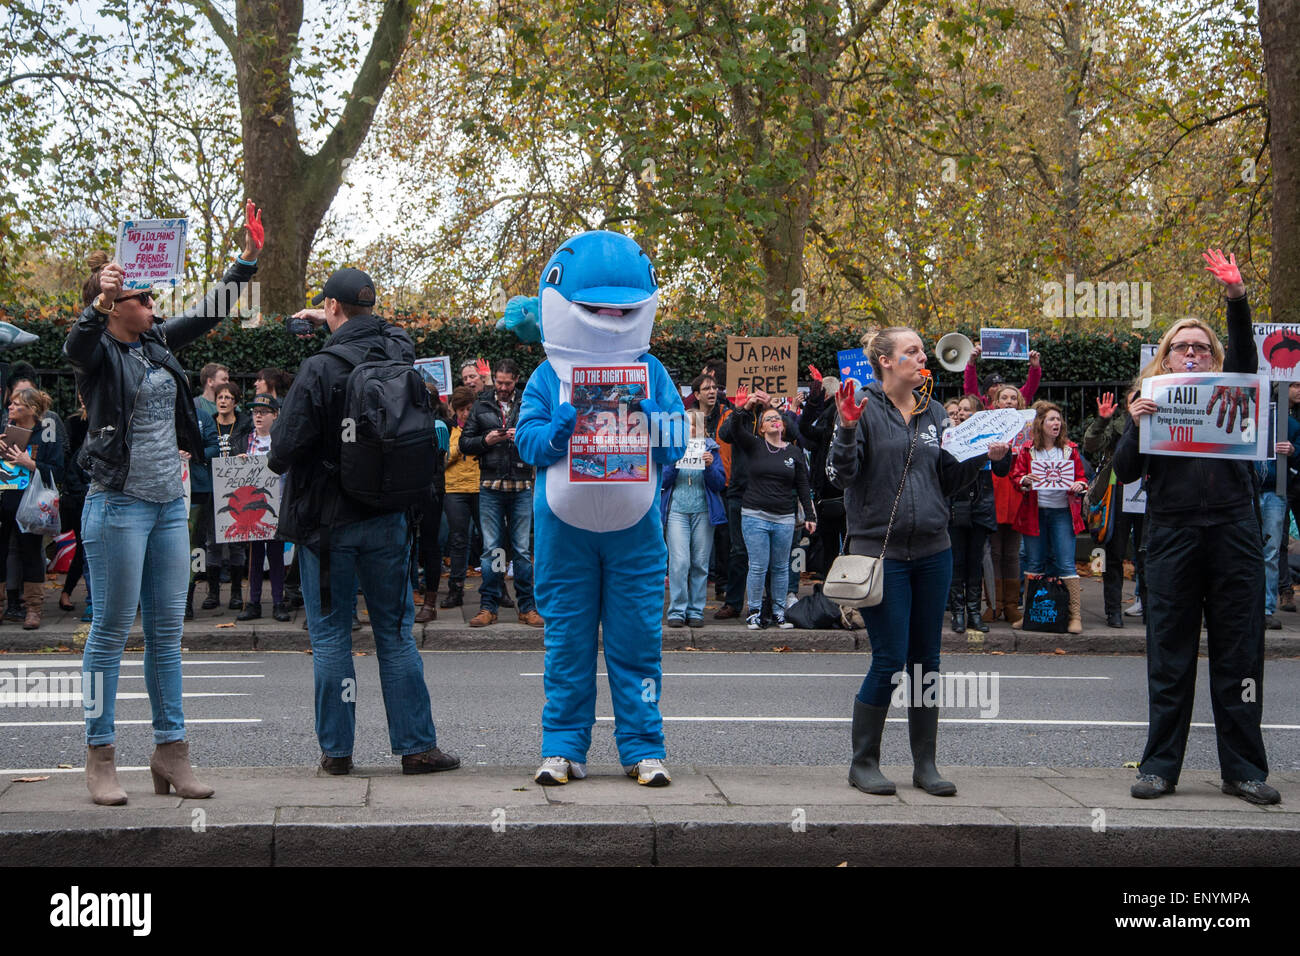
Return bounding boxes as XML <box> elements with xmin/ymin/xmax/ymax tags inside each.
<box><xmin>1140</xmin><ymin>518</ymin><xmax>1269</xmax><ymax>784</ymax></box>
<box><xmin>443</xmin><ymin>492</ymin><xmax>478</xmax><ymax>586</ymax></box>
<box><xmin>949</xmin><ymin>524</ymin><xmax>989</xmax><ymax>603</ymax></box>
<box><xmin>1102</xmin><ymin>510</ymin><xmax>1145</xmax><ymax>615</ymax></box>
<box><xmin>413</xmin><ymin>491</ymin><xmax>444</xmax><ymax>593</ymax></box>
<box><xmin>0</xmin><ymin>507</ymin><xmax>44</xmax><ymax>584</ymax></box>
<box><xmin>60</xmin><ymin>494</ymin><xmax>88</xmax><ymax>596</ymax></box>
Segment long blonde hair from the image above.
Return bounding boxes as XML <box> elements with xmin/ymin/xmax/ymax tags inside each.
<box><xmin>1138</xmin><ymin>318</ymin><xmax>1224</xmax><ymax>383</ymax></box>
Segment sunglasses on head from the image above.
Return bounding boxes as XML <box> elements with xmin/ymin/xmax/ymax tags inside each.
<box><xmin>115</xmin><ymin>291</ymin><xmax>153</xmax><ymax>306</ymax></box>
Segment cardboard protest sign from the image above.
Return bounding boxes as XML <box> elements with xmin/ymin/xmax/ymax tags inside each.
<box><xmin>727</xmin><ymin>336</ymin><xmax>798</xmax><ymax>399</ymax></box>
<box><xmin>941</xmin><ymin>408</ymin><xmax>1029</xmax><ymax>462</ymax></box>
<box><xmin>1031</xmin><ymin>458</ymin><xmax>1074</xmax><ymax>490</ymax></box>
<box><xmin>114</xmin><ymin>219</ymin><xmax>188</xmax><ymax>290</ymax></box>
<box><xmin>415</xmin><ymin>356</ymin><xmax>453</xmax><ymax>397</ymax></box>
<box><xmin>568</xmin><ymin>365</ymin><xmax>650</xmax><ymax>483</ymax></box>
<box><xmin>837</xmin><ymin>348</ymin><xmax>874</xmax><ymax>389</ymax></box>
<box><xmin>980</xmin><ymin>328</ymin><xmax>1030</xmax><ymax>360</ymax></box>
<box><xmin>1138</xmin><ymin>372</ymin><xmax>1270</xmax><ymax>460</ymax></box>
<box><xmin>678</xmin><ymin>437</ymin><xmax>707</xmax><ymax>471</ymax></box>
<box><xmin>1122</xmin><ymin>478</ymin><xmax>1146</xmax><ymax>514</ymax></box>
<box><xmin>1254</xmin><ymin>324</ymin><xmax>1300</xmax><ymax>381</ymax></box>
<box><xmin>212</xmin><ymin>456</ymin><xmax>282</xmax><ymax>542</ymax></box>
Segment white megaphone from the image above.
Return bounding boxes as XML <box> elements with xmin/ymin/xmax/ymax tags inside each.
<box><xmin>936</xmin><ymin>332</ymin><xmax>974</xmax><ymax>372</ymax></box>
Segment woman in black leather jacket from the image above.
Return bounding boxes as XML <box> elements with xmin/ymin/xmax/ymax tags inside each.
<box><xmin>64</xmin><ymin>202</ymin><xmax>263</xmax><ymax>806</ymax></box>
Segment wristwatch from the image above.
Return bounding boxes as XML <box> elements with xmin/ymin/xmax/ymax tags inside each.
<box><xmin>92</xmin><ymin>294</ymin><xmax>113</xmax><ymax>315</ymax></box>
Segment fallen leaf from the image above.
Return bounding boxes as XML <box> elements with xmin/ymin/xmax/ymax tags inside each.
<box><xmin>56</xmin><ymin>763</ymin><xmax>73</xmax><ymax>769</ymax></box>
<box><xmin>772</xmin><ymin>645</ymin><xmax>792</xmax><ymax>653</ymax></box>
<box><xmin>1053</xmin><ymin>648</ymin><xmax>1066</xmax><ymax>655</ymax></box>
<box><xmin>683</xmin><ymin>646</ymin><xmax>699</xmax><ymax>652</ymax></box>
<box><xmin>990</xmin><ymin>650</ymin><xmax>1005</xmax><ymax>655</ymax></box>
<box><xmin>836</xmin><ymin>861</ymin><xmax>848</xmax><ymax>867</ymax></box>
<box><xmin>215</xmin><ymin>622</ymin><xmax>235</xmax><ymax>629</ymax></box>
<box><xmin>354</xmin><ymin>651</ymin><xmax>368</xmax><ymax>656</ymax></box>
<box><xmin>14</xmin><ymin>776</ymin><xmax>49</xmax><ymax>783</ymax></box>
<box><xmin>1122</xmin><ymin>760</ymin><xmax>1140</xmax><ymax>769</ymax></box>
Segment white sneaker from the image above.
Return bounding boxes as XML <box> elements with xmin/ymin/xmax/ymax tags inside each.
<box><xmin>534</xmin><ymin>756</ymin><xmax>587</xmax><ymax>786</ymax></box>
<box><xmin>775</xmin><ymin>613</ymin><xmax>794</xmax><ymax>630</ymax></box>
<box><xmin>746</xmin><ymin>612</ymin><xmax>762</xmax><ymax>630</ymax></box>
<box><xmin>785</xmin><ymin>592</ymin><xmax>798</xmax><ymax>608</ymax></box>
<box><xmin>624</xmin><ymin>758</ymin><xmax>671</xmax><ymax>787</ymax></box>
<box><xmin>1125</xmin><ymin>597</ymin><xmax>1143</xmax><ymax>617</ymax></box>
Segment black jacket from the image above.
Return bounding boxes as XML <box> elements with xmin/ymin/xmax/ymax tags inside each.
<box><xmin>950</xmin><ymin>458</ymin><xmax>1012</xmax><ymax>532</ymax></box>
<box><xmin>1112</xmin><ymin>295</ymin><xmax>1258</xmax><ymax>526</ymax></box>
<box><xmin>799</xmin><ymin>386</ymin><xmax>838</xmax><ymax>501</ymax></box>
<box><xmin>62</xmin><ymin>259</ymin><xmax>257</xmax><ymax>491</ymax></box>
<box><xmin>268</xmin><ymin>315</ymin><xmax>415</xmax><ymax>547</ymax></box>
<box><xmin>213</xmin><ymin>411</ymin><xmax>253</xmax><ymax>460</ymax></box>
<box><xmin>458</xmin><ymin>386</ymin><xmax>533</xmax><ymax>484</ymax></box>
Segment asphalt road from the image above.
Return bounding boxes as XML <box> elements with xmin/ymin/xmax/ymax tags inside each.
<box><xmin>3</xmin><ymin>651</ymin><xmax>1299</xmax><ymax>774</ymax></box>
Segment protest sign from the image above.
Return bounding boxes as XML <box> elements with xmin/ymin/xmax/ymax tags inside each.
<box><xmin>1138</xmin><ymin>372</ymin><xmax>1270</xmax><ymax>460</ymax></box>
<box><xmin>568</xmin><ymin>365</ymin><xmax>651</xmax><ymax>483</ymax></box>
<box><xmin>836</xmin><ymin>347</ymin><xmax>875</xmax><ymax>389</ymax></box>
<box><xmin>0</xmin><ymin>458</ymin><xmax>30</xmax><ymax>492</ymax></box>
<box><xmin>979</xmin><ymin>328</ymin><xmax>1030</xmax><ymax>360</ymax></box>
<box><xmin>1140</xmin><ymin>344</ymin><xmax>1157</xmax><ymax>371</ymax></box>
<box><xmin>727</xmin><ymin>335</ymin><xmax>798</xmax><ymax>398</ymax></box>
<box><xmin>1031</xmin><ymin>457</ymin><xmax>1074</xmax><ymax>490</ymax></box>
<box><xmin>1122</xmin><ymin>478</ymin><xmax>1146</xmax><ymax>514</ymax></box>
<box><xmin>212</xmin><ymin>456</ymin><xmax>282</xmax><ymax>542</ymax></box>
<box><xmin>414</xmin><ymin>356</ymin><xmax>453</xmax><ymax>397</ymax></box>
<box><xmin>941</xmin><ymin>408</ymin><xmax>1030</xmax><ymax>462</ymax></box>
<box><xmin>114</xmin><ymin>219</ymin><xmax>188</xmax><ymax>290</ymax></box>
<box><xmin>678</xmin><ymin>437</ymin><xmax>707</xmax><ymax>471</ymax></box>
<box><xmin>1253</xmin><ymin>324</ymin><xmax>1300</xmax><ymax>381</ymax></box>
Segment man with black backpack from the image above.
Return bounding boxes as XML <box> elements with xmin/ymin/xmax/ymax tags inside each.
<box><xmin>269</xmin><ymin>267</ymin><xmax>460</xmax><ymax>777</ymax></box>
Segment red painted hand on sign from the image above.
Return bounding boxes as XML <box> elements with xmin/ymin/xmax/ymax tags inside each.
<box><xmin>1206</xmin><ymin>386</ymin><xmax>1252</xmax><ymax>433</ymax></box>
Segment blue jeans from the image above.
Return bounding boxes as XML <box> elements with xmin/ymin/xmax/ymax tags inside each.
<box><xmin>1261</xmin><ymin>492</ymin><xmax>1285</xmax><ymax>615</ymax></box>
<box><xmin>666</xmin><ymin>510</ymin><xmax>712</xmax><ymax>621</ymax></box>
<box><xmin>857</xmin><ymin>549</ymin><xmax>952</xmax><ymax>707</ymax></box>
<box><xmin>740</xmin><ymin>514</ymin><xmax>794</xmax><ymax>613</ymax></box>
<box><xmin>1023</xmin><ymin>507</ymin><xmax>1077</xmax><ymax>578</ymax></box>
<box><xmin>81</xmin><ymin>493</ymin><xmax>190</xmax><ymax>746</ymax></box>
<box><xmin>478</xmin><ymin>488</ymin><xmax>536</xmax><ymax>613</ymax></box>
<box><xmin>298</xmin><ymin>512</ymin><xmax>438</xmax><ymax>757</ymax></box>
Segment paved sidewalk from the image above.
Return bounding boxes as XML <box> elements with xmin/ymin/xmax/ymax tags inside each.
<box><xmin>5</xmin><ymin>573</ymin><xmax>1300</xmax><ymax>656</ymax></box>
<box><xmin>2</xmin><ymin>764</ymin><xmax>1296</xmax><ymax>866</ymax></box>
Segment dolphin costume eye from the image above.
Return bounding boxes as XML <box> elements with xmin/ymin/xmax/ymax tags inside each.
<box><xmin>545</xmin><ymin>263</ymin><xmax>563</xmax><ymax>285</ymax></box>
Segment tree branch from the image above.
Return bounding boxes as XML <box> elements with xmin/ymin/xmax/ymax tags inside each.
<box><xmin>187</xmin><ymin>0</ymin><xmax>237</xmax><ymax>58</ymax></box>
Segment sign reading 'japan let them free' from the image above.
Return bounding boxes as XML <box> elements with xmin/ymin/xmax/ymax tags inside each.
<box><xmin>726</xmin><ymin>336</ymin><xmax>799</xmax><ymax>399</ymax></box>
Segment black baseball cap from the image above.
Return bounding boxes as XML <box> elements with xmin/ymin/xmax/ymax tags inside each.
<box><xmin>248</xmin><ymin>393</ymin><xmax>281</xmax><ymax>412</ymax></box>
<box><xmin>312</xmin><ymin>268</ymin><xmax>377</xmax><ymax>307</ymax></box>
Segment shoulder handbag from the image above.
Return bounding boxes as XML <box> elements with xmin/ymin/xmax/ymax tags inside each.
<box><xmin>823</xmin><ymin>420</ymin><xmax>920</xmax><ymax>608</ymax></box>
<box><xmin>1085</xmin><ymin>465</ymin><xmax>1117</xmax><ymax>545</ymax></box>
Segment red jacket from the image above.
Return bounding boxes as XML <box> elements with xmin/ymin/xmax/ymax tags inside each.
<box><xmin>1008</xmin><ymin>441</ymin><xmax>1087</xmax><ymax>536</ymax></box>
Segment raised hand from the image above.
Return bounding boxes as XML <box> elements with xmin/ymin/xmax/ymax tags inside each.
<box><xmin>1096</xmin><ymin>392</ymin><xmax>1116</xmax><ymax>419</ymax></box>
<box><xmin>1202</xmin><ymin>248</ymin><xmax>1245</xmax><ymax>298</ymax></box>
<box><xmin>807</xmin><ymin>364</ymin><xmax>823</xmax><ymax>382</ymax></box>
<box><xmin>1029</xmin><ymin>350</ymin><xmax>1041</xmax><ymax>368</ymax></box>
<box><xmin>97</xmin><ymin>262</ymin><xmax>124</xmax><ymax>305</ymax></box>
<box><xmin>734</xmin><ymin>384</ymin><xmax>749</xmax><ymax>407</ymax></box>
<box><xmin>1206</xmin><ymin>385</ymin><xmax>1252</xmax><ymax>432</ymax></box>
<box><xmin>969</xmin><ymin>344</ymin><xmax>982</xmax><ymax>363</ymax></box>
<box><xmin>243</xmin><ymin>200</ymin><xmax>264</xmax><ymax>260</ymax></box>
<box><xmin>837</xmin><ymin>380</ymin><xmax>866</xmax><ymax>424</ymax></box>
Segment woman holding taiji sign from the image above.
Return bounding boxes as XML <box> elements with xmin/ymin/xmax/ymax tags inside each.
<box><xmin>829</xmin><ymin>327</ymin><xmax>1009</xmax><ymax>797</ymax></box>
<box><xmin>64</xmin><ymin>201</ymin><xmax>264</xmax><ymax>806</ymax></box>
<box><xmin>1113</xmin><ymin>249</ymin><xmax>1279</xmax><ymax>805</ymax></box>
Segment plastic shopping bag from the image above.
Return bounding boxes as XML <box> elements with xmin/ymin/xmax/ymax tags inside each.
<box><xmin>16</xmin><ymin>469</ymin><xmax>61</xmax><ymax>537</ymax></box>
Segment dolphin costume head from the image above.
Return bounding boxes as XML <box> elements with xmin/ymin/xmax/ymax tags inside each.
<box><xmin>500</xmin><ymin>230</ymin><xmax>659</xmax><ymax>380</ymax></box>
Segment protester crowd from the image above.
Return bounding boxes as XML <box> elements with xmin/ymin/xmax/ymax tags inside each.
<box><xmin>17</xmin><ymin>217</ymin><xmax>1280</xmax><ymax>808</ymax></box>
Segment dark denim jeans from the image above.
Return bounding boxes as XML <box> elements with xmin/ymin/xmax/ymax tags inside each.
<box><xmin>478</xmin><ymin>488</ymin><xmax>535</xmax><ymax>613</ymax></box>
<box><xmin>856</xmin><ymin>549</ymin><xmax>952</xmax><ymax>707</ymax></box>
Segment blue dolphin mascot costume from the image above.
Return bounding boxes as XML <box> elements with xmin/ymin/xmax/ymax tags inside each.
<box><xmin>509</xmin><ymin>231</ymin><xmax>686</xmax><ymax>786</ymax></box>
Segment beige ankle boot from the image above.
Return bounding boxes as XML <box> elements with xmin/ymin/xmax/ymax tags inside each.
<box><xmin>1066</xmin><ymin>577</ymin><xmax>1083</xmax><ymax>634</ymax></box>
<box><xmin>22</xmin><ymin>580</ymin><xmax>43</xmax><ymax>630</ymax></box>
<box><xmin>86</xmin><ymin>744</ymin><xmax>128</xmax><ymax>805</ymax></box>
<box><xmin>150</xmin><ymin>741</ymin><xmax>215</xmax><ymax>798</ymax></box>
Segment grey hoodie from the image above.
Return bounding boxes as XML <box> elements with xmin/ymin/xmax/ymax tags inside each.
<box><xmin>828</xmin><ymin>380</ymin><xmax>985</xmax><ymax>561</ymax></box>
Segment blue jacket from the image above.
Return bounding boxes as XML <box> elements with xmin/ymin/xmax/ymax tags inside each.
<box><xmin>189</xmin><ymin>405</ymin><xmax>220</xmax><ymax>494</ymax></box>
<box><xmin>1257</xmin><ymin>413</ymin><xmax>1300</xmax><ymax>488</ymax></box>
<box><xmin>660</xmin><ymin>437</ymin><xmax>727</xmax><ymax>526</ymax></box>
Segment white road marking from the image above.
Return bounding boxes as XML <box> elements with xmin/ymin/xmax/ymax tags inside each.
<box><xmin>592</xmin><ymin>716</ymin><xmax>1300</xmax><ymax>730</ymax></box>
<box><xmin>520</xmin><ymin>672</ymin><xmax>1110</xmax><ymax>679</ymax></box>
<box><xmin>0</xmin><ymin>718</ymin><xmax>261</xmax><ymax>728</ymax></box>
<box><xmin>0</xmin><ymin>660</ymin><xmax>261</xmax><ymax>667</ymax></box>
<box><xmin>5</xmin><ymin>766</ymin><xmax>151</xmax><ymax>775</ymax></box>
<box><xmin>0</xmin><ymin>692</ymin><xmax>248</xmax><ymax>705</ymax></box>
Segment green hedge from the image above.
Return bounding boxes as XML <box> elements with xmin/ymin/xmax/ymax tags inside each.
<box><xmin>2</xmin><ymin>308</ymin><xmax>1151</xmax><ymax>421</ymax></box>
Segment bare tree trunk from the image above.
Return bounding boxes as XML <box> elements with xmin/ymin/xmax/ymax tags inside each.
<box><xmin>1261</xmin><ymin>0</ymin><xmax>1300</xmax><ymax>324</ymax></box>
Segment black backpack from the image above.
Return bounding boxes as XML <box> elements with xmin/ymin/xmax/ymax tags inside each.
<box><xmin>322</xmin><ymin>336</ymin><xmax>438</xmax><ymax>510</ymax></box>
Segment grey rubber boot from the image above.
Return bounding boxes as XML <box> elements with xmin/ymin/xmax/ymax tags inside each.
<box><xmin>849</xmin><ymin>698</ymin><xmax>896</xmax><ymax>795</ymax></box>
<box><xmin>908</xmin><ymin>706</ymin><xmax>956</xmax><ymax>796</ymax></box>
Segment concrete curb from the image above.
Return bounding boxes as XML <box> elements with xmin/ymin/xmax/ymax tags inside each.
<box><xmin>4</xmin><ymin>623</ymin><xmax>1299</xmax><ymax>656</ymax></box>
